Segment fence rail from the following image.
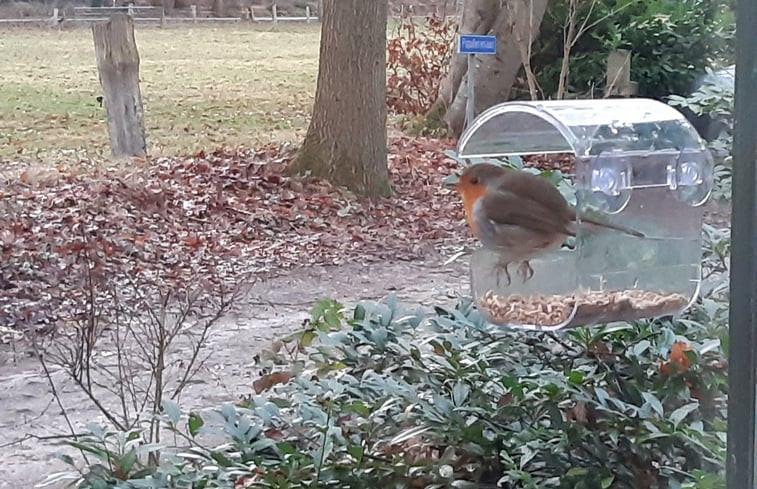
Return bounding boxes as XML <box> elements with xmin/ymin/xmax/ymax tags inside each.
<box><xmin>0</xmin><ymin>1</ymin><xmax>459</xmax><ymax>26</ymax></box>
<box><xmin>0</xmin><ymin>4</ymin><xmax>455</xmax><ymax>27</ymax></box>
<box><xmin>0</xmin><ymin>4</ymin><xmax>322</xmax><ymax>26</ymax></box>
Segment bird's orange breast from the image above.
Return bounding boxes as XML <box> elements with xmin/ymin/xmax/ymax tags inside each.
<box><xmin>459</xmin><ymin>185</ymin><xmax>487</xmax><ymax>238</ymax></box>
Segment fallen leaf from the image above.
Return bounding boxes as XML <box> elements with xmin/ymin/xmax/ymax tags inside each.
<box><xmin>253</xmin><ymin>371</ymin><xmax>293</xmax><ymax>394</ymax></box>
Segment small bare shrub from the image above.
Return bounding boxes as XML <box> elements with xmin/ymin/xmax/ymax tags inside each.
<box><xmin>386</xmin><ymin>12</ymin><xmax>457</xmax><ymax>116</ymax></box>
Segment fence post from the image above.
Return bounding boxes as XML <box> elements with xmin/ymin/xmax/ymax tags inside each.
<box><xmin>50</xmin><ymin>7</ymin><xmax>59</xmax><ymax>26</ymax></box>
<box><xmin>191</xmin><ymin>4</ymin><xmax>196</xmax><ymax>22</ymax></box>
<box><xmin>92</xmin><ymin>14</ymin><xmax>147</xmax><ymax>157</ymax></box>
<box><xmin>249</xmin><ymin>6</ymin><xmax>256</xmax><ymax>21</ymax></box>
<box><xmin>211</xmin><ymin>0</ymin><xmax>223</xmax><ymax>18</ymax></box>
<box><xmin>127</xmin><ymin>3</ymin><xmax>134</xmax><ymax>16</ymax></box>
<box><xmin>605</xmin><ymin>49</ymin><xmax>638</xmax><ymax>98</ymax></box>
<box><xmin>305</xmin><ymin>5</ymin><xmax>310</xmax><ymax>23</ymax></box>
<box><xmin>271</xmin><ymin>3</ymin><xmax>277</xmax><ymax>23</ymax></box>
<box><xmin>159</xmin><ymin>7</ymin><xmax>165</xmax><ymax>27</ymax></box>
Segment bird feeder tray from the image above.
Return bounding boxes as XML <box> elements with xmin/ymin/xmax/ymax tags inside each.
<box><xmin>456</xmin><ymin>99</ymin><xmax>713</xmax><ymax>331</ymax></box>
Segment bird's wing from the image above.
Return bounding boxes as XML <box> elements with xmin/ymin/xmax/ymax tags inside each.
<box><xmin>479</xmin><ymin>183</ymin><xmax>576</xmax><ymax>237</ymax></box>
<box><xmin>500</xmin><ymin>171</ymin><xmax>574</xmax><ymax>216</ymax></box>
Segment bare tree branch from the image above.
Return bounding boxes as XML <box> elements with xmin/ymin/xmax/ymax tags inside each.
<box><xmin>557</xmin><ymin>0</ymin><xmax>640</xmax><ymax>99</ymax></box>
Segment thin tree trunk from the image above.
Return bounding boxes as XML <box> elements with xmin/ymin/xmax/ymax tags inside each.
<box><xmin>289</xmin><ymin>0</ymin><xmax>390</xmax><ymax>197</ymax></box>
<box><xmin>557</xmin><ymin>0</ymin><xmax>612</xmax><ymax>100</ymax></box>
<box><xmin>212</xmin><ymin>0</ymin><xmax>224</xmax><ymax>17</ymax></box>
<box><xmin>162</xmin><ymin>0</ymin><xmax>175</xmax><ymax>15</ymax></box>
<box><xmin>426</xmin><ymin>0</ymin><xmax>548</xmax><ymax>138</ymax></box>
<box><xmin>92</xmin><ymin>14</ymin><xmax>147</xmax><ymax>157</ymax></box>
<box><xmin>509</xmin><ymin>0</ymin><xmax>543</xmax><ymax>100</ymax></box>
<box><xmin>556</xmin><ymin>0</ymin><xmax>577</xmax><ymax>99</ymax></box>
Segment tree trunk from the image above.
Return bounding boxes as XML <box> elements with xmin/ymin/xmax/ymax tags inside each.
<box><xmin>289</xmin><ymin>0</ymin><xmax>390</xmax><ymax>197</ymax></box>
<box><xmin>212</xmin><ymin>0</ymin><xmax>225</xmax><ymax>17</ymax></box>
<box><xmin>162</xmin><ymin>0</ymin><xmax>175</xmax><ymax>15</ymax></box>
<box><xmin>92</xmin><ymin>14</ymin><xmax>147</xmax><ymax>158</ymax></box>
<box><xmin>427</xmin><ymin>0</ymin><xmax>549</xmax><ymax>138</ymax></box>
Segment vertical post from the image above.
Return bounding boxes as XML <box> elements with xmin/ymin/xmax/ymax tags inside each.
<box><xmin>271</xmin><ymin>3</ymin><xmax>277</xmax><ymax>23</ymax></box>
<box><xmin>249</xmin><ymin>6</ymin><xmax>255</xmax><ymax>21</ymax></box>
<box><xmin>605</xmin><ymin>49</ymin><xmax>638</xmax><ymax>98</ymax></box>
<box><xmin>127</xmin><ymin>2</ymin><xmax>134</xmax><ymax>16</ymax></box>
<box><xmin>191</xmin><ymin>4</ymin><xmax>196</xmax><ymax>22</ymax></box>
<box><xmin>50</xmin><ymin>7</ymin><xmax>59</xmax><ymax>26</ymax></box>
<box><xmin>465</xmin><ymin>54</ymin><xmax>475</xmax><ymax>131</ymax></box>
<box><xmin>211</xmin><ymin>0</ymin><xmax>223</xmax><ymax>18</ymax></box>
<box><xmin>159</xmin><ymin>7</ymin><xmax>165</xmax><ymax>27</ymax></box>
<box><xmin>727</xmin><ymin>0</ymin><xmax>757</xmax><ymax>486</ymax></box>
<box><xmin>305</xmin><ymin>5</ymin><xmax>310</xmax><ymax>23</ymax></box>
<box><xmin>91</xmin><ymin>14</ymin><xmax>147</xmax><ymax>157</ymax></box>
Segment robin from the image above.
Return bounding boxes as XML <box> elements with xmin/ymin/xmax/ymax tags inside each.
<box><xmin>448</xmin><ymin>162</ymin><xmax>645</xmax><ymax>285</ymax></box>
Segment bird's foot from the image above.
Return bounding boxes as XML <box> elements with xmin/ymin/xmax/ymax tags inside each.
<box><xmin>516</xmin><ymin>261</ymin><xmax>534</xmax><ymax>284</ymax></box>
<box><xmin>494</xmin><ymin>260</ymin><xmax>512</xmax><ymax>287</ymax></box>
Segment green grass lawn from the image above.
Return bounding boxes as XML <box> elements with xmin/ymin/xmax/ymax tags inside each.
<box><xmin>0</xmin><ymin>24</ymin><xmax>321</xmax><ymax>162</ymax></box>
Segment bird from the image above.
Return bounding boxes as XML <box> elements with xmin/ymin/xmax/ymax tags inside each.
<box><xmin>448</xmin><ymin>163</ymin><xmax>645</xmax><ymax>285</ymax></box>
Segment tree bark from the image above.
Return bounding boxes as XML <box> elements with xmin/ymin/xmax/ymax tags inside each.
<box><xmin>161</xmin><ymin>0</ymin><xmax>175</xmax><ymax>15</ymax></box>
<box><xmin>289</xmin><ymin>0</ymin><xmax>390</xmax><ymax>197</ymax></box>
<box><xmin>92</xmin><ymin>14</ymin><xmax>147</xmax><ymax>158</ymax></box>
<box><xmin>427</xmin><ymin>0</ymin><xmax>549</xmax><ymax>138</ymax></box>
<box><xmin>212</xmin><ymin>0</ymin><xmax>225</xmax><ymax>17</ymax></box>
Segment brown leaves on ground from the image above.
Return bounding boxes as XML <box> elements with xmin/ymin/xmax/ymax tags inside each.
<box><xmin>1</xmin><ymin>137</ymin><xmax>468</xmax><ymax>331</ymax></box>
<box><xmin>523</xmin><ymin>153</ymin><xmax>576</xmax><ymax>173</ymax></box>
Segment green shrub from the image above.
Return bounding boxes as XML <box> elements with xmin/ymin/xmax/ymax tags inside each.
<box><xmin>669</xmin><ymin>69</ymin><xmax>734</xmax><ymax>202</ymax></box>
<box><xmin>525</xmin><ymin>0</ymin><xmax>735</xmax><ymax>100</ymax></box>
<box><xmin>44</xmin><ymin>269</ymin><xmax>729</xmax><ymax>488</ymax></box>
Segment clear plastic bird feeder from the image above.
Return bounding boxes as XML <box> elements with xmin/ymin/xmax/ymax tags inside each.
<box><xmin>457</xmin><ymin>98</ymin><xmax>714</xmax><ymax>331</ymax></box>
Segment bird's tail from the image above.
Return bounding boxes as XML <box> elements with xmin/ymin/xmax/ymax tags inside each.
<box><xmin>578</xmin><ymin>216</ymin><xmax>646</xmax><ymax>238</ymax></box>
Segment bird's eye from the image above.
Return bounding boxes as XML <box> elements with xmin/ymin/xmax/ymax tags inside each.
<box><xmin>470</xmin><ymin>177</ymin><xmax>479</xmax><ymax>185</ymax></box>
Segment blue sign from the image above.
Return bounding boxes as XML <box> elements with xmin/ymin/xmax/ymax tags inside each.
<box><xmin>457</xmin><ymin>34</ymin><xmax>497</xmax><ymax>55</ymax></box>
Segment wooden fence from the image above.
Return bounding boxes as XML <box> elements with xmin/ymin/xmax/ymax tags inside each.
<box><xmin>0</xmin><ymin>4</ymin><xmax>321</xmax><ymax>25</ymax></box>
<box><xmin>0</xmin><ymin>3</ymin><xmax>457</xmax><ymax>26</ymax></box>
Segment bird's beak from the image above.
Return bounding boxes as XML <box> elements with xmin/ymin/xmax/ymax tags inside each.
<box><xmin>443</xmin><ymin>180</ymin><xmax>459</xmax><ymax>189</ymax></box>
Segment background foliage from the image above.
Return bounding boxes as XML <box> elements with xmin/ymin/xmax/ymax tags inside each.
<box><xmin>387</xmin><ymin>13</ymin><xmax>457</xmax><ymax>116</ymax></box>
<box><xmin>521</xmin><ymin>0</ymin><xmax>735</xmax><ymax>100</ymax></box>
<box><xmin>669</xmin><ymin>69</ymin><xmax>734</xmax><ymax>202</ymax></box>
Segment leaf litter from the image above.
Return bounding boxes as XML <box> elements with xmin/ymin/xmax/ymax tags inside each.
<box><xmin>0</xmin><ymin>136</ymin><xmax>470</xmax><ymax>334</ymax></box>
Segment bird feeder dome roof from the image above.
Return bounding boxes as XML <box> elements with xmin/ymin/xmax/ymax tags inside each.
<box><xmin>457</xmin><ymin>98</ymin><xmax>705</xmax><ymax>158</ymax></box>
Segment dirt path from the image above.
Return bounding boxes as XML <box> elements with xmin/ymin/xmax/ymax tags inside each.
<box><xmin>0</xmin><ymin>257</ymin><xmax>469</xmax><ymax>489</ymax></box>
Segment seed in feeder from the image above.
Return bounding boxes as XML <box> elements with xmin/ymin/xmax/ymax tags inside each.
<box><xmin>478</xmin><ymin>289</ymin><xmax>689</xmax><ymax>328</ymax></box>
